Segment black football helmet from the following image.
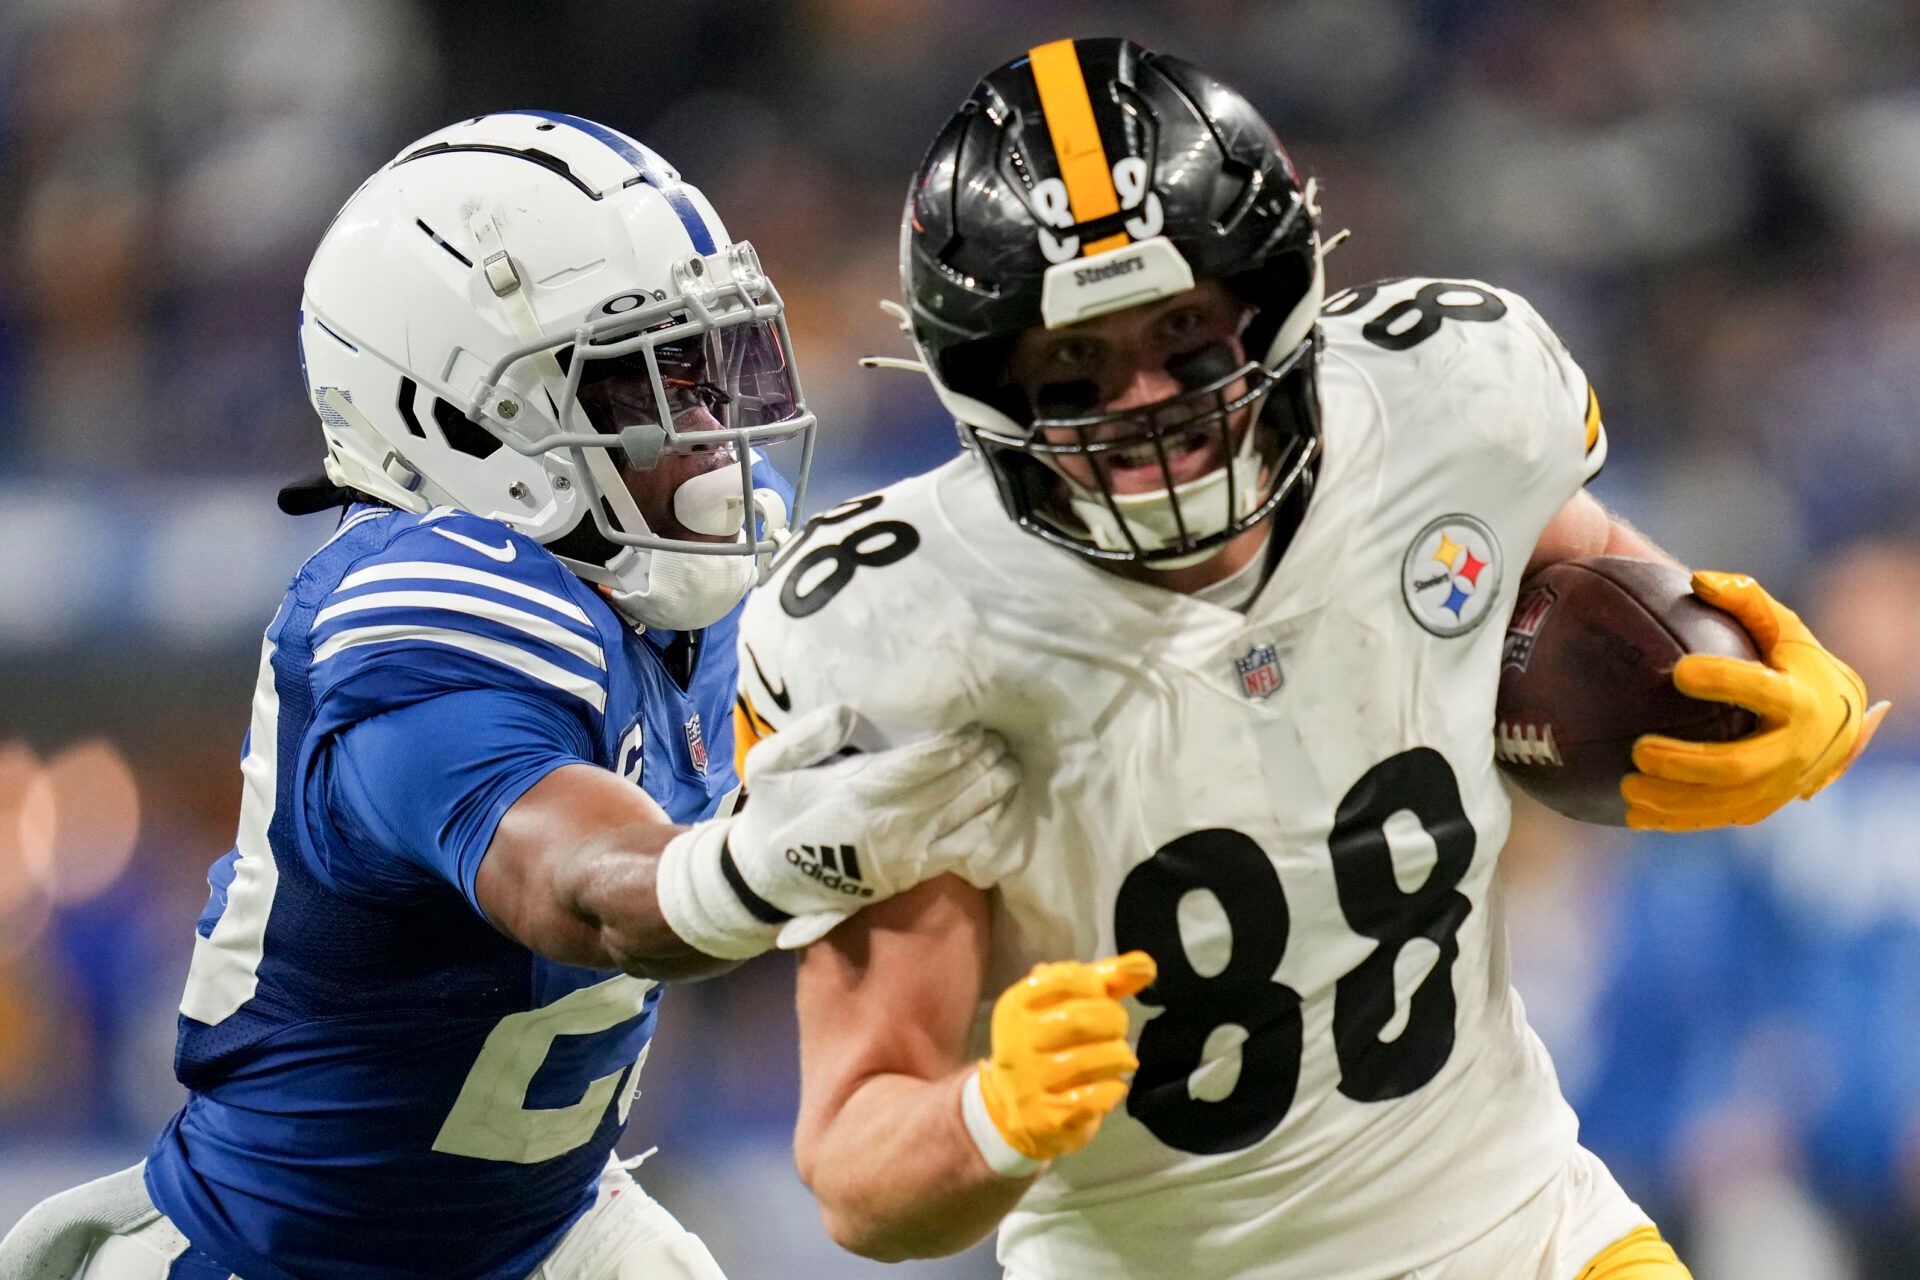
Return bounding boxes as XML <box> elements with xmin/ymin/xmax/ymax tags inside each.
<box><xmin>902</xmin><ymin>37</ymin><xmax>1325</xmax><ymax>565</ymax></box>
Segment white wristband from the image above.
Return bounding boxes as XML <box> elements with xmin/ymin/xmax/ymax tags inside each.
<box><xmin>961</xmin><ymin>1071</ymin><xmax>1046</xmax><ymax>1179</ymax></box>
<box><xmin>654</xmin><ymin>818</ymin><xmax>784</xmax><ymax>962</ymax></box>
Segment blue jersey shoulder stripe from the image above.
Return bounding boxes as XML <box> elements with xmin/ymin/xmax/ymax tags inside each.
<box><xmin>336</xmin><ymin>559</ymin><xmax>593</xmax><ymax>627</ymax></box>
<box><xmin>309</xmin><ymin>519</ymin><xmax>612</xmax><ymax>714</ymax></box>
<box><xmin>310</xmin><ymin>601</ymin><xmax>607</xmax><ymax>691</ymax></box>
<box><xmin>504</xmin><ymin>109</ymin><xmax>719</xmax><ymax>255</ymax></box>
<box><xmin>313</xmin><ymin>591</ymin><xmax>605</xmax><ymax>671</ymax></box>
<box><xmin>312</xmin><ymin>623</ymin><xmax>608</xmax><ymax>713</ymax></box>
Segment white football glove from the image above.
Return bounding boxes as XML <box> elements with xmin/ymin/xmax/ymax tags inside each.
<box><xmin>655</xmin><ymin>705</ymin><xmax>1020</xmax><ymax>957</ymax></box>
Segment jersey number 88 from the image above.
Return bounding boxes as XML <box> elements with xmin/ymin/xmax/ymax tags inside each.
<box><xmin>1114</xmin><ymin>748</ymin><xmax>1474</xmax><ymax>1155</ymax></box>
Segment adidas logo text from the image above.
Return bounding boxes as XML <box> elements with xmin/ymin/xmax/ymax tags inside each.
<box><xmin>785</xmin><ymin>844</ymin><xmax>875</xmax><ymax>898</ymax></box>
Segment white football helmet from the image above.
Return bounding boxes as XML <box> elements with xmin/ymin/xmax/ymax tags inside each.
<box><xmin>296</xmin><ymin>111</ymin><xmax>815</xmax><ymax>630</ymax></box>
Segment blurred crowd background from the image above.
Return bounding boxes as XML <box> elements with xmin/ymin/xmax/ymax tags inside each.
<box><xmin>3</xmin><ymin>0</ymin><xmax>1919</xmax><ymax>1276</ymax></box>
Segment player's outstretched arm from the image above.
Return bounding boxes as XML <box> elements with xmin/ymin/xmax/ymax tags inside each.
<box><xmin>477</xmin><ymin>763</ymin><xmax>729</xmax><ymax>980</ymax></box>
<box><xmin>795</xmin><ymin>877</ymin><xmax>1150</xmax><ymax>1261</ymax></box>
<box><xmin>476</xmin><ymin>705</ymin><xmax>1021</xmax><ymax>980</ymax></box>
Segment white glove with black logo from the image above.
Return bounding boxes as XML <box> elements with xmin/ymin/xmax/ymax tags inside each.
<box><xmin>656</xmin><ymin>704</ymin><xmax>1021</xmax><ymax>957</ymax></box>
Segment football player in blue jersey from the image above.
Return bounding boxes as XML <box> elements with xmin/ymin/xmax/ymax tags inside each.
<box><xmin>0</xmin><ymin>113</ymin><xmax>1020</xmax><ymax>1280</ymax></box>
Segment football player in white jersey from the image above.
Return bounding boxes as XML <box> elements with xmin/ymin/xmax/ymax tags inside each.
<box><xmin>731</xmin><ymin>39</ymin><xmax>1885</xmax><ymax>1280</ymax></box>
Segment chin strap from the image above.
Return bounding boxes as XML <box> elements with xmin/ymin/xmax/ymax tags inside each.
<box><xmin>1062</xmin><ymin>390</ymin><xmax>1272</xmax><ymax>564</ymax></box>
<box><xmin>316</xmin><ymin>388</ymin><xmax>433</xmax><ymax>513</ymax></box>
<box><xmin>1065</xmin><ymin>448</ymin><xmax>1266</xmax><ymax>566</ymax></box>
<box><xmin>469</xmin><ymin>213</ymin><xmax>573</xmax><ymax>421</ymax></box>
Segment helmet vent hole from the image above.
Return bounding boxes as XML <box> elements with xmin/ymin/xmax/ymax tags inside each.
<box><xmin>414</xmin><ymin>219</ymin><xmax>473</xmax><ymax>267</ymax></box>
<box><xmin>396</xmin><ymin>378</ymin><xmax>428</xmax><ymax>438</ymax></box>
<box><xmin>432</xmin><ymin>397</ymin><xmax>504</xmax><ymax>459</ymax></box>
<box><xmin>311</xmin><ymin>317</ymin><xmax>359</xmax><ymax>353</ymax></box>
<box><xmin>396</xmin><ymin>142</ymin><xmax>598</xmax><ymax>200</ymax></box>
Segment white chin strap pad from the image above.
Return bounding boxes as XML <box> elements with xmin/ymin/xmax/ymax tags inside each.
<box><xmin>604</xmin><ymin>544</ymin><xmax>754</xmax><ymax>631</ymax></box>
<box><xmin>598</xmin><ymin>463</ymin><xmax>794</xmax><ymax>631</ymax></box>
<box><xmin>1064</xmin><ymin>424</ymin><xmax>1265</xmax><ymax>566</ymax></box>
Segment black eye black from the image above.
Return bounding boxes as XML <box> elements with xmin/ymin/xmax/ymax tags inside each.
<box><xmin>1166</xmin><ymin>342</ymin><xmax>1239</xmax><ymax>390</ymax></box>
<box><xmin>1034</xmin><ymin>379</ymin><xmax>1102</xmax><ymax>418</ymax></box>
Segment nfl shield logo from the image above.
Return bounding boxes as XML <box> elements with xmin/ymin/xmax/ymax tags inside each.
<box><xmin>684</xmin><ymin>712</ymin><xmax>708</xmax><ymax>775</ymax></box>
<box><xmin>1234</xmin><ymin>644</ymin><xmax>1283</xmax><ymax>701</ymax></box>
<box><xmin>1502</xmin><ymin>583</ymin><xmax>1559</xmax><ymax>673</ymax></box>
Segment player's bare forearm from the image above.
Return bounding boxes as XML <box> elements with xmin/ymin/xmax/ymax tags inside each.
<box><xmin>1527</xmin><ymin>489</ymin><xmax>1682</xmax><ymax>577</ymax></box>
<box><xmin>476</xmin><ymin>764</ymin><xmax>739</xmax><ymax>981</ymax></box>
<box><xmin>799</xmin><ymin>1066</ymin><xmax>1034</xmax><ymax>1259</ymax></box>
<box><xmin>550</xmin><ymin>818</ymin><xmax>744</xmax><ymax>981</ymax></box>
<box><xmin>795</xmin><ymin>876</ymin><xmax>1019</xmax><ymax>1260</ymax></box>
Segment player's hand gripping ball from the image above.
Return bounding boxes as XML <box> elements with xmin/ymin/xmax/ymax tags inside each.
<box><xmin>1623</xmin><ymin>571</ymin><xmax>1887</xmax><ymax>831</ymax></box>
<box><xmin>977</xmin><ymin>952</ymin><xmax>1156</xmax><ymax>1162</ymax></box>
<box><xmin>1496</xmin><ymin>559</ymin><xmax>1886</xmax><ymax>828</ymax></box>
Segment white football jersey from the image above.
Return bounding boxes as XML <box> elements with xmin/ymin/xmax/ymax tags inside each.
<box><xmin>739</xmin><ymin>279</ymin><xmax>1608</xmax><ymax>1280</ymax></box>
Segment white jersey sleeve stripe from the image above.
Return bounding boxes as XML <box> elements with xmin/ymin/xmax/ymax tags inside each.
<box><xmin>337</xmin><ymin>561</ymin><xmax>593</xmax><ymax>626</ymax></box>
<box><xmin>312</xmin><ymin>624</ymin><xmax>609</xmax><ymax>713</ymax></box>
<box><xmin>312</xmin><ymin>590</ymin><xmax>607</xmax><ymax>671</ymax></box>
<box><xmin>180</xmin><ymin>631</ymin><xmax>282</xmax><ymax>1025</ymax></box>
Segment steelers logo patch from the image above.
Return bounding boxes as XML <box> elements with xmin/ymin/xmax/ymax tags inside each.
<box><xmin>1401</xmin><ymin>514</ymin><xmax>1503</xmax><ymax>638</ymax></box>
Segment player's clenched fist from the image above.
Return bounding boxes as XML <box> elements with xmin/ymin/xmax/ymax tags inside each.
<box><xmin>961</xmin><ymin>952</ymin><xmax>1156</xmax><ymax>1175</ymax></box>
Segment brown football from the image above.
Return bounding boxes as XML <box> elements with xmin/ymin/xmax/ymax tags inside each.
<box><xmin>1495</xmin><ymin>556</ymin><xmax>1760</xmax><ymax>825</ymax></box>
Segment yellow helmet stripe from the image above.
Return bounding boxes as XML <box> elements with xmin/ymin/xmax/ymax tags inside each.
<box><xmin>1584</xmin><ymin>385</ymin><xmax>1602</xmax><ymax>452</ymax></box>
<box><xmin>1028</xmin><ymin>38</ymin><xmax>1131</xmax><ymax>256</ymax></box>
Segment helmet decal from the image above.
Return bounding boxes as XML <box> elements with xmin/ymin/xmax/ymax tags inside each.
<box><xmin>900</xmin><ymin>37</ymin><xmax>1324</xmax><ymax>566</ymax></box>
<box><xmin>1026</xmin><ymin>38</ymin><xmax>1133</xmax><ymax>258</ymax></box>
<box><xmin>497</xmin><ymin>110</ymin><xmax>720</xmax><ymax>255</ymax></box>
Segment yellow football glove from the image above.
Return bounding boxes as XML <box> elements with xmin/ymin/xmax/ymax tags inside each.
<box><xmin>973</xmin><ymin>952</ymin><xmax>1156</xmax><ymax>1164</ymax></box>
<box><xmin>1623</xmin><ymin>571</ymin><xmax>1890</xmax><ymax>832</ymax></box>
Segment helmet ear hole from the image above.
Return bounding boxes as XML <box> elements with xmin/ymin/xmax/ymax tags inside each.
<box><xmin>432</xmin><ymin>397</ymin><xmax>504</xmax><ymax>459</ymax></box>
<box><xmin>396</xmin><ymin>378</ymin><xmax>429</xmax><ymax>438</ymax></box>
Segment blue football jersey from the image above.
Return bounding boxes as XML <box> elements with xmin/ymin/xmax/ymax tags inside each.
<box><xmin>144</xmin><ymin>502</ymin><xmax>746</xmax><ymax>1280</ymax></box>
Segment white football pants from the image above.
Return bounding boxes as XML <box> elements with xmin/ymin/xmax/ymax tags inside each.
<box><xmin>0</xmin><ymin>1159</ymin><xmax>727</xmax><ymax>1280</ymax></box>
<box><xmin>1399</xmin><ymin>1144</ymin><xmax>1656</xmax><ymax>1280</ymax></box>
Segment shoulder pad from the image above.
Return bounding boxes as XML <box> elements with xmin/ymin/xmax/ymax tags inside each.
<box><xmin>308</xmin><ymin>508</ymin><xmax>612</xmax><ymax>719</ymax></box>
<box><xmin>737</xmin><ymin>482</ymin><xmax>981</xmax><ymax>749</ymax></box>
<box><xmin>1324</xmin><ymin>277</ymin><xmax>1595</xmax><ymax>460</ymax></box>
